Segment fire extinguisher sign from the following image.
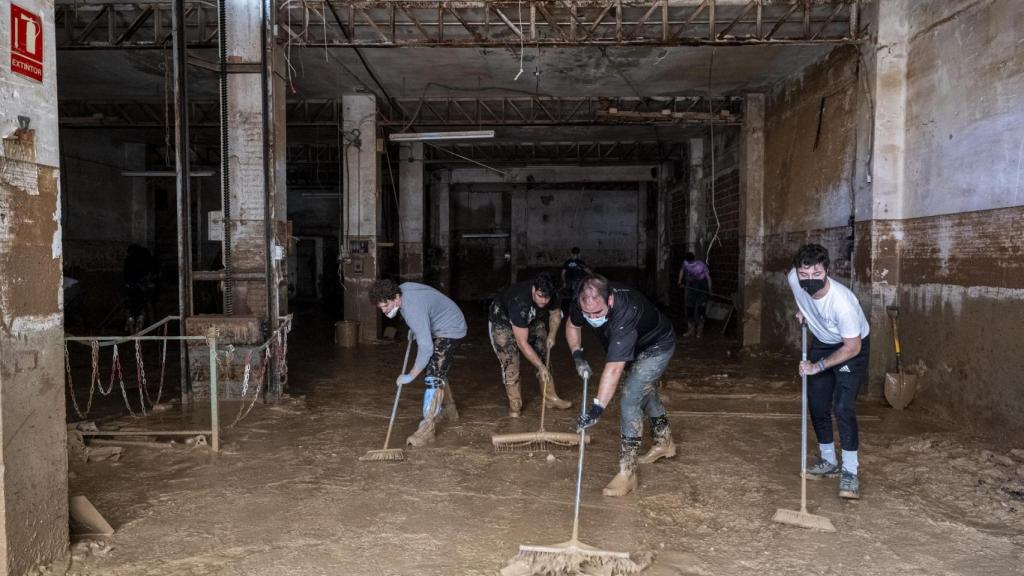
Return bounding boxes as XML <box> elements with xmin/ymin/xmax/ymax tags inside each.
<box><xmin>10</xmin><ymin>4</ymin><xmax>44</xmax><ymax>82</ymax></box>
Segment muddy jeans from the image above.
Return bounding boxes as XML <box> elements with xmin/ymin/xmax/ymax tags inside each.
<box><xmin>807</xmin><ymin>336</ymin><xmax>870</xmax><ymax>452</ymax></box>
<box><xmin>423</xmin><ymin>337</ymin><xmax>460</xmax><ymax>385</ymax></box>
<box><xmin>488</xmin><ymin>317</ymin><xmax>548</xmax><ymax>410</ymax></box>
<box><xmin>619</xmin><ymin>347</ymin><xmax>675</xmax><ymax>439</ymax></box>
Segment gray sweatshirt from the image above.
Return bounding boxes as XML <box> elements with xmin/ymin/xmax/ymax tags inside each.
<box><xmin>399</xmin><ymin>282</ymin><xmax>467</xmax><ymax>373</ymax></box>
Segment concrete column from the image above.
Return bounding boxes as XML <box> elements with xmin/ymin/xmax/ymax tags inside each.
<box><xmin>637</xmin><ymin>182</ymin><xmax>649</xmax><ymax>288</ymax></box>
<box><xmin>656</xmin><ymin>162</ymin><xmax>673</xmax><ymax>305</ymax></box>
<box><xmin>687</xmin><ymin>138</ymin><xmax>706</xmax><ymax>251</ymax></box>
<box><xmin>433</xmin><ymin>170</ymin><xmax>452</xmax><ymax>293</ymax></box>
<box><xmin>0</xmin><ymin>0</ymin><xmax>69</xmax><ymax>571</ymax></box>
<box><xmin>341</xmin><ymin>94</ymin><xmax>381</xmax><ymax>341</ymax></box>
<box><xmin>510</xmin><ymin>184</ymin><xmax>528</xmax><ymax>284</ymax></box>
<box><xmin>739</xmin><ymin>94</ymin><xmax>766</xmax><ymax>347</ymax></box>
<box><xmin>862</xmin><ymin>0</ymin><xmax>910</xmax><ymax>395</ymax></box>
<box><xmin>125</xmin><ymin>143</ymin><xmax>152</xmax><ymax>246</ymax></box>
<box><xmin>398</xmin><ymin>143</ymin><xmax>425</xmax><ymax>281</ymax></box>
<box><xmin>225</xmin><ymin>0</ymin><xmax>286</xmax><ymax>324</ymax></box>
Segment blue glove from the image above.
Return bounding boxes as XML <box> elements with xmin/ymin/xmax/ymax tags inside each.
<box><xmin>575</xmin><ymin>400</ymin><xmax>604</xmax><ymax>432</ymax></box>
<box><xmin>572</xmin><ymin>349</ymin><xmax>592</xmax><ymax>379</ymax></box>
<box><xmin>395</xmin><ymin>373</ymin><xmax>414</xmax><ymax>387</ymax></box>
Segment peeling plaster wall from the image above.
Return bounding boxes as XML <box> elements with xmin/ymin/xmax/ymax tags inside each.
<box><xmin>761</xmin><ymin>46</ymin><xmax>862</xmax><ymax>351</ymax></box>
<box><xmin>0</xmin><ymin>0</ymin><xmax>70</xmax><ymax>573</ymax></box>
<box><xmin>896</xmin><ymin>0</ymin><xmax>1024</xmax><ymax>435</ymax></box>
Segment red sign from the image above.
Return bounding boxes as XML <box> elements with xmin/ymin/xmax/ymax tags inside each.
<box><xmin>10</xmin><ymin>4</ymin><xmax>43</xmax><ymax>82</ymax></box>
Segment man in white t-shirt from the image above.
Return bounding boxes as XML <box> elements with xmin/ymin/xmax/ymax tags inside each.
<box><xmin>787</xmin><ymin>244</ymin><xmax>871</xmax><ymax>499</ymax></box>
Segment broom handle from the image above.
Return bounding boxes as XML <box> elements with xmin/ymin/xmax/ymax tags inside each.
<box><xmin>570</xmin><ymin>374</ymin><xmax>589</xmax><ymax>543</ymax></box>
<box><xmin>800</xmin><ymin>322</ymin><xmax>809</xmax><ymax>515</ymax></box>
<box><xmin>382</xmin><ymin>338</ymin><xmax>414</xmax><ymax>451</ymax></box>
<box><xmin>539</xmin><ymin>344</ymin><xmax>552</xmax><ymax>432</ymax></box>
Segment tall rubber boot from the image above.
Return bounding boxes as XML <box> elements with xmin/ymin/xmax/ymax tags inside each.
<box><xmin>638</xmin><ymin>415</ymin><xmax>676</xmax><ymax>464</ymax></box>
<box><xmin>603</xmin><ymin>436</ymin><xmax>641</xmax><ymax>497</ymax></box>
<box><xmin>407</xmin><ymin>383</ymin><xmax>445</xmax><ymax>447</ymax></box>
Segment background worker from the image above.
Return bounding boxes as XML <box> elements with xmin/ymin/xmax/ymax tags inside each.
<box><xmin>489</xmin><ymin>273</ymin><xmax>572</xmax><ymax>417</ymax></box>
<box><xmin>677</xmin><ymin>251</ymin><xmax>711</xmax><ymax>338</ymax></box>
<box><xmin>788</xmin><ymin>243</ymin><xmax>871</xmax><ymax>499</ymax></box>
<box><xmin>568</xmin><ymin>275</ymin><xmax>677</xmax><ymax>497</ymax></box>
<box><xmin>371</xmin><ymin>279</ymin><xmax>467</xmax><ymax>447</ymax></box>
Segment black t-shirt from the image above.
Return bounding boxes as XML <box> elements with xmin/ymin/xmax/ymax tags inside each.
<box><xmin>491</xmin><ymin>281</ymin><xmax>560</xmax><ymax>328</ymax></box>
<box><xmin>570</xmin><ymin>284</ymin><xmax>675</xmax><ymax>362</ymax></box>
<box><xmin>562</xmin><ymin>257</ymin><xmax>588</xmax><ymax>289</ymax></box>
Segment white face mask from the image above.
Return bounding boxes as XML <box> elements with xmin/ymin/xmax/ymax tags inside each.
<box><xmin>384</xmin><ymin>303</ymin><xmax>400</xmax><ymax>319</ymax></box>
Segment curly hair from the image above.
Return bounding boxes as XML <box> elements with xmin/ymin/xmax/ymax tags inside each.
<box><xmin>368</xmin><ymin>279</ymin><xmax>401</xmax><ymax>304</ymax></box>
<box><xmin>532</xmin><ymin>272</ymin><xmax>557</xmax><ymax>298</ymax></box>
<box><xmin>793</xmin><ymin>244</ymin><xmax>830</xmax><ymax>271</ymax></box>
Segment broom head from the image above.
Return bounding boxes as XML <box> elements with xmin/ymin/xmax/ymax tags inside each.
<box><xmin>492</xmin><ymin>431</ymin><xmax>591</xmax><ymax>452</ymax></box>
<box><xmin>510</xmin><ymin>539</ymin><xmax>649</xmax><ymax>575</ymax></box>
<box><xmin>359</xmin><ymin>448</ymin><xmax>405</xmax><ymax>462</ymax></box>
<box><xmin>772</xmin><ymin>507</ymin><xmax>835</xmax><ymax>532</ymax></box>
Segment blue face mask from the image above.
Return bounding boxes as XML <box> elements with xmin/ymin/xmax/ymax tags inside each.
<box><xmin>585</xmin><ymin>315</ymin><xmax>608</xmax><ymax>328</ymax></box>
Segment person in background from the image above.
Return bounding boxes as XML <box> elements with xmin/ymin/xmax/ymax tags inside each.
<box><xmin>677</xmin><ymin>252</ymin><xmax>711</xmax><ymax>338</ymax></box>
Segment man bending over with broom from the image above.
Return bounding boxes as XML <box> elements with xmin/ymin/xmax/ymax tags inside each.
<box><xmin>788</xmin><ymin>243</ymin><xmax>870</xmax><ymax>499</ymax></box>
<box><xmin>489</xmin><ymin>273</ymin><xmax>573</xmax><ymax>418</ymax></box>
<box><xmin>569</xmin><ymin>274</ymin><xmax>677</xmax><ymax>497</ymax></box>
<box><xmin>371</xmin><ymin>279</ymin><xmax>467</xmax><ymax>447</ymax></box>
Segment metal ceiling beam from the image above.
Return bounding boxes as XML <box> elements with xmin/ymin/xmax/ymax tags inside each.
<box><xmin>424</xmin><ymin>140</ymin><xmax>684</xmax><ymax>164</ymax></box>
<box><xmin>282</xmin><ymin>0</ymin><xmax>862</xmax><ymax>48</ymax></box>
<box><xmin>56</xmin><ymin>1</ymin><xmax>861</xmax><ymax>49</ymax></box>
<box><xmin>59</xmin><ymin>96</ymin><xmax>743</xmax><ymax>127</ymax></box>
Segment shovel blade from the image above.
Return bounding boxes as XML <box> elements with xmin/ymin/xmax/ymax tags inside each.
<box><xmin>885</xmin><ymin>372</ymin><xmax>917</xmax><ymax>410</ymax></box>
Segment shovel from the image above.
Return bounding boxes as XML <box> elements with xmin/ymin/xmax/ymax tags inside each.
<box><xmin>884</xmin><ymin>306</ymin><xmax>917</xmax><ymax>410</ymax></box>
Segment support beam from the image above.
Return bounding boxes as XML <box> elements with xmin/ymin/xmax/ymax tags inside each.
<box><xmin>341</xmin><ymin>94</ymin><xmax>381</xmax><ymax>341</ymax></box>
<box><xmin>398</xmin><ymin>142</ymin><xmax>425</xmax><ymax>281</ymax></box>
<box><xmin>0</xmin><ymin>0</ymin><xmax>69</xmax><ymax>571</ymax></box>
<box><xmin>449</xmin><ymin>165</ymin><xmax>659</xmax><ymax>185</ymax></box>
<box><xmin>687</xmin><ymin>138</ymin><xmax>705</xmax><ymax>251</ymax></box>
<box><xmin>433</xmin><ymin>170</ymin><xmax>452</xmax><ymax>294</ymax></box>
<box><xmin>738</xmin><ymin>93</ymin><xmax>765</xmax><ymax>347</ymax></box>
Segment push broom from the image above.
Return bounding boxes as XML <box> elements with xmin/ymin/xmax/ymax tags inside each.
<box><xmin>359</xmin><ymin>338</ymin><xmax>413</xmax><ymax>462</ymax></box>
<box><xmin>772</xmin><ymin>322</ymin><xmax>836</xmax><ymax>532</ymax></box>
<box><xmin>492</xmin><ymin>343</ymin><xmax>587</xmax><ymax>451</ymax></box>
<box><xmin>510</xmin><ymin>374</ymin><xmax>645</xmax><ymax>575</ymax></box>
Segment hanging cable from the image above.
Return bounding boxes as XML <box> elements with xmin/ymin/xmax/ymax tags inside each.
<box><xmin>705</xmin><ymin>48</ymin><xmax>721</xmax><ymax>265</ymax></box>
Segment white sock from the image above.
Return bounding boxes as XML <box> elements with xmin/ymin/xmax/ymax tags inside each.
<box><xmin>842</xmin><ymin>450</ymin><xmax>859</xmax><ymax>475</ymax></box>
<box><xmin>819</xmin><ymin>443</ymin><xmax>837</xmax><ymax>465</ymax></box>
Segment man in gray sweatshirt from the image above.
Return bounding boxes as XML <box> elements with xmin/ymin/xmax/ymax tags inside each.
<box><xmin>370</xmin><ymin>279</ymin><xmax>467</xmax><ymax>446</ymax></box>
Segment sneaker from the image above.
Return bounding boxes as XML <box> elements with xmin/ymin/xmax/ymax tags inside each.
<box><xmin>803</xmin><ymin>459</ymin><xmax>840</xmax><ymax>480</ymax></box>
<box><xmin>839</xmin><ymin>470</ymin><xmax>860</xmax><ymax>499</ymax></box>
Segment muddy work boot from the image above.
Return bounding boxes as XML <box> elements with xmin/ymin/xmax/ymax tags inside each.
<box><xmin>839</xmin><ymin>470</ymin><xmax>860</xmax><ymax>499</ymax></box>
<box><xmin>407</xmin><ymin>383</ymin><xmax>445</xmax><ymax>447</ymax></box>
<box><xmin>538</xmin><ymin>370</ymin><xmax>572</xmax><ymax>410</ymax></box>
<box><xmin>803</xmin><ymin>459</ymin><xmax>840</xmax><ymax>480</ymax></box>
<box><xmin>638</xmin><ymin>416</ymin><xmax>676</xmax><ymax>465</ymax></box>
<box><xmin>405</xmin><ymin>418</ymin><xmax>436</xmax><ymax>447</ymax></box>
<box><xmin>603</xmin><ymin>436</ymin><xmax>641</xmax><ymax>497</ymax></box>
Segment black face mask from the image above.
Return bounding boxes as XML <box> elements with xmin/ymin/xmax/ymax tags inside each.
<box><xmin>799</xmin><ymin>278</ymin><xmax>826</xmax><ymax>296</ymax></box>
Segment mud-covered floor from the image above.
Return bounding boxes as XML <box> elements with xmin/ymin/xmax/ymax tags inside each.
<box><xmin>63</xmin><ymin>312</ymin><xmax>1024</xmax><ymax>576</ymax></box>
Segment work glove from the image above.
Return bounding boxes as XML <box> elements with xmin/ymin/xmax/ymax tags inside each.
<box><xmin>572</xmin><ymin>349</ymin><xmax>592</xmax><ymax>379</ymax></box>
<box><xmin>537</xmin><ymin>366</ymin><xmax>554</xmax><ymax>390</ymax></box>
<box><xmin>575</xmin><ymin>399</ymin><xmax>604</xmax><ymax>432</ymax></box>
<box><xmin>395</xmin><ymin>373</ymin><xmax>415</xmax><ymax>387</ymax></box>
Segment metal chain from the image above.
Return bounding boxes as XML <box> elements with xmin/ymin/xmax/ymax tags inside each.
<box><xmin>133</xmin><ymin>340</ymin><xmax>149</xmax><ymax>416</ymax></box>
<box><xmin>113</xmin><ymin>345</ymin><xmax>142</xmax><ymax>418</ymax></box>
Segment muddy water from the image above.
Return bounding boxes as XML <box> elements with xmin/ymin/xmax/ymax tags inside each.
<box><xmin>64</xmin><ymin>313</ymin><xmax>1024</xmax><ymax>576</ymax></box>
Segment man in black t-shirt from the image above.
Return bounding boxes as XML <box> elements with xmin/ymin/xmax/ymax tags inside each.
<box><xmin>566</xmin><ymin>274</ymin><xmax>677</xmax><ymax>497</ymax></box>
<box><xmin>560</xmin><ymin>247</ymin><xmax>592</xmax><ymax>315</ymax></box>
<box><xmin>489</xmin><ymin>273</ymin><xmax>573</xmax><ymax>417</ymax></box>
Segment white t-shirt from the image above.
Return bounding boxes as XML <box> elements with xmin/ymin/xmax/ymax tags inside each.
<box><xmin>787</xmin><ymin>269</ymin><xmax>870</xmax><ymax>344</ymax></box>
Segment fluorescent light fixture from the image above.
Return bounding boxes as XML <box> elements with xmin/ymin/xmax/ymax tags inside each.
<box><xmin>389</xmin><ymin>130</ymin><xmax>495</xmax><ymax>142</ymax></box>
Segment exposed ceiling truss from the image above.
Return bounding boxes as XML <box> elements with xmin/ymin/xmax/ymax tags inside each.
<box><xmin>424</xmin><ymin>140</ymin><xmax>683</xmax><ymax>164</ymax></box>
<box><xmin>55</xmin><ymin>0</ymin><xmax>861</xmax><ymax>50</ymax></box>
<box><xmin>58</xmin><ymin>96</ymin><xmax>743</xmax><ymax>127</ymax></box>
